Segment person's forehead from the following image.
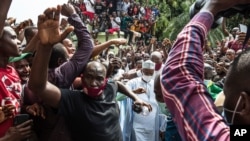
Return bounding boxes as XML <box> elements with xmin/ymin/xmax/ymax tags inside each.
<box><xmin>86</xmin><ymin>63</ymin><xmax>105</xmax><ymax>75</ymax></box>
<box><xmin>14</xmin><ymin>59</ymin><xmax>29</xmax><ymax>66</ymax></box>
<box><xmin>4</xmin><ymin>26</ymin><xmax>16</xmax><ymax>36</ymax></box>
<box><xmin>226</xmin><ymin>50</ymin><xmax>234</xmax><ymax>54</ymax></box>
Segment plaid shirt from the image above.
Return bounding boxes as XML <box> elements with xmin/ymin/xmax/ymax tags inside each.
<box><xmin>48</xmin><ymin>13</ymin><xmax>93</xmax><ymax>89</ymax></box>
<box><xmin>161</xmin><ymin>12</ymin><xmax>229</xmax><ymax>141</ymax></box>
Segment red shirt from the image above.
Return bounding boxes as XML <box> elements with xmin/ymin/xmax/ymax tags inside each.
<box><xmin>0</xmin><ymin>66</ymin><xmax>21</xmax><ymax>137</ymax></box>
<box><xmin>227</xmin><ymin>40</ymin><xmax>242</xmax><ymax>52</ymax></box>
<box><xmin>79</xmin><ymin>3</ymin><xmax>86</xmax><ymax>12</ymax></box>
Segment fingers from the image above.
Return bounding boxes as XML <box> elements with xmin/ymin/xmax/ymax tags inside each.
<box><xmin>134</xmin><ymin>88</ymin><xmax>146</xmax><ymax>94</ymax></box>
<box><xmin>3</xmin><ymin>104</ymin><xmax>15</xmax><ymax>118</ymax></box>
<box><xmin>40</xmin><ymin>106</ymin><xmax>46</xmax><ymax>119</ymax></box>
<box><xmin>26</xmin><ymin>104</ymin><xmax>46</xmax><ymax>119</ymax></box>
<box><xmin>43</xmin><ymin>6</ymin><xmax>61</xmax><ymax>21</ymax></box>
<box><xmin>54</xmin><ymin>5</ymin><xmax>62</xmax><ymax>21</ymax></box>
<box><xmin>16</xmin><ymin>120</ymin><xmax>33</xmax><ymax>138</ymax></box>
<box><xmin>238</xmin><ymin>32</ymin><xmax>246</xmax><ymax>42</ymax></box>
<box><xmin>37</xmin><ymin>14</ymin><xmax>46</xmax><ymax>27</ymax></box>
<box><xmin>144</xmin><ymin>103</ymin><xmax>152</xmax><ymax>112</ymax></box>
<box><xmin>16</xmin><ymin>120</ymin><xmax>33</xmax><ymax>129</ymax></box>
<box><xmin>43</xmin><ymin>7</ymin><xmax>53</xmax><ymax>20</ymax></box>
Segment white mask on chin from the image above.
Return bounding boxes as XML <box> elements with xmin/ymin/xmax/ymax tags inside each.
<box><xmin>142</xmin><ymin>75</ymin><xmax>153</xmax><ymax>82</ymax></box>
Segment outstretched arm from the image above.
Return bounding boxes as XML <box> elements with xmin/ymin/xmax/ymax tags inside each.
<box><xmin>28</xmin><ymin>6</ymin><xmax>73</xmax><ymax>108</ymax></box>
<box><xmin>221</xmin><ymin>17</ymin><xmax>230</xmax><ymax>37</ymax></box>
<box><xmin>116</xmin><ymin>81</ymin><xmax>152</xmax><ymax>111</ymax></box>
<box><xmin>0</xmin><ymin>0</ymin><xmax>12</xmax><ymax>38</ymax></box>
<box><xmin>91</xmin><ymin>38</ymin><xmax>127</xmax><ymax>58</ymax></box>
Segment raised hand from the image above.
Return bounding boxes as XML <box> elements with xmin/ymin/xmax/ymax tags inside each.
<box><xmin>26</xmin><ymin>103</ymin><xmax>46</xmax><ymax>119</ymax></box>
<box><xmin>162</xmin><ymin>38</ymin><xmax>172</xmax><ymax>46</ymax></box>
<box><xmin>0</xmin><ymin>105</ymin><xmax>15</xmax><ymax>123</ymax></box>
<box><xmin>237</xmin><ymin>32</ymin><xmax>250</xmax><ymax>46</ymax></box>
<box><xmin>37</xmin><ymin>5</ymin><xmax>73</xmax><ymax>45</ymax></box>
<box><xmin>110</xmin><ymin>38</ymin><xmax>127</xmax><ymax>47</ymax></box>
<box><xmin>61</xmin><ymin>3</ymin><xmax>76</xmax><ymax>17</ymax></box>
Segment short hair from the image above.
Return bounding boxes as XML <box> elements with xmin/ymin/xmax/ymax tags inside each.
<box><xmin>49</xmin><ymin>43</ymin><xmax>68</xmax><ymax>68</ymax></box>
<box><xmin>224</xmin><ymin>48</ymin><xmax>250</xmax><ymax>96</ymax></box>
<box><xmin>24</xmin><ymin>26</ymin><xmax>37</xmax><ymax>39</ymax></box>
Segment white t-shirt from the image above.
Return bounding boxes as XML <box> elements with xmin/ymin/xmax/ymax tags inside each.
<box><xmin>111</xmin><ymin>17</ymin><xmax>121</xmax><ymax>28</ymax></box>
<box><xmin>84</xmin><ymin>0</ymin><xmax>95</xmax><ymax>13</ymax></box>
<box><xmin>121</xmin><ymin>2</ymin><xmax>130</xmax><ymax>13</ymax></box>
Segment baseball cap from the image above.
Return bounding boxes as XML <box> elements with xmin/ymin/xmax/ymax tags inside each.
<box><xmin>9</xmin><ymin>52</ymin><xmax>32</xmax><ymax>63</ymax></box>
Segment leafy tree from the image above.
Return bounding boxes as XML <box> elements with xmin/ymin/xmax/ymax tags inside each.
<box><xmin>138</xmin><ymin>0</ymin><xmax>250</xmax><ymax>47</ymax></box>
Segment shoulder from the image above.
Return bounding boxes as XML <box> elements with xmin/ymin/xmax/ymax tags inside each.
<box><xmin>60</xmin><ymin>89</ymin><xmax>83</xmax><ymax>99</ymax></box>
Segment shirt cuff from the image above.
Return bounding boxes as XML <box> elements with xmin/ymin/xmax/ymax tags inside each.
<box><xmin>190</xmin><ymin>12</ymin><xmax>214</xmax><ymax>33</ymax></box>
<box><xmin>68</xmin><ymin>13</ymin><xmax>80</xmax><ymax>23</ymax></box>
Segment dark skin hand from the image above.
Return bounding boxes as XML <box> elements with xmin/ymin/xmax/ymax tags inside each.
<box><xmin>133</xmin><ymin>87</ymin><xmax>146</xmax><ymax>94</ymax></box>
<box><xmin>25</xmin><ymin>103</ymin><xmax>46</xmax><ymax>119</ymax></box>
<box><xmin>38</xmin><ymin>5</ymin><xmax>73</xmax><ymax>45</ymax></box>
<box><xmin>1</xmin><ymin>120</ymin><xmax>33</xmax><ymax>141</ymax></box>
<box><xmin>0</xmin><ymin>105</ymin><xmax>15</xmax><ymax>123</ymax></box>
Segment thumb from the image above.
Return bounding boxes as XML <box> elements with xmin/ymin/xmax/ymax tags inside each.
<box><xmin>60</xmin><ymin>26</ymin><xmax>74</xmax><ymax>41</ymax></box>
<box><xmin>29</xmin><ymin>109</ymin><xmax>37</xmax><ymax>116</ymax></box>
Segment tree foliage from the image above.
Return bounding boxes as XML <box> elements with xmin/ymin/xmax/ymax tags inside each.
<box><xmin>140</xmin><ymin>0</ymin><xmax>250</xmax><ymax>47</ymax></box>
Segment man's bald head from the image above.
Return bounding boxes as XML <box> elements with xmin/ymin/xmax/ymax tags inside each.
<box><xmin>85</xmin><ymin>61</ymin><xmax>107</xmax><ymax>76</ymax></box>
<box><xmin>151</xmin><ymin>51</ymin><xmax>163</xmax><ymax>64</ymax></box>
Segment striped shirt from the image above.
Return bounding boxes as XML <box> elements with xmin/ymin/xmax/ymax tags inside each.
<box><xmin>160</xmin><ymin>12</ymin><xmax>229</xmax><ymax>141</ymax></box>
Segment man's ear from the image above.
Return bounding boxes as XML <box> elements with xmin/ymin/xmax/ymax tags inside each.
<box><xmin>240</xmin><ymin>91</ymin><xmax>250</xmax><ymax>116</ymax></box>
<box><xmin>57</xmin><ymin>58</ymin><xmax>65</xmax><ymax>66</ymax></box>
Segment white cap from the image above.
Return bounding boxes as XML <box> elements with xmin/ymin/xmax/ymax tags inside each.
<box><xmin>142</xmin><ymin>60</ymin><xmax>155</xmax><ymax>69</ymax></box>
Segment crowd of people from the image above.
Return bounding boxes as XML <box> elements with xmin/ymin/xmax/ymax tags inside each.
<box><xmin>1</xmin><ymin>0</ymin><xmax>250</xmax><ymax>141</ymax></box>
<box><xmin>68</xmin><ymin>0</ymin><xmax>159</xmax><ymax>45</ymax></box>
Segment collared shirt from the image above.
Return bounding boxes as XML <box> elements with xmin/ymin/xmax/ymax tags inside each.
<box><xmin>160</xmin><ymin>12</ymin><xmax>229</xmax><ymax>141</ymax></box>
<box><xmin>48</xmin><ymin>13</ymin><xmax>93</xmax><ymax>89</ymax></box>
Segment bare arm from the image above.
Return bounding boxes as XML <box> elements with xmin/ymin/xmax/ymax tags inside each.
<box><xmin>91</xmin><ymin>38</ymin><xmax>127</xmax><ymax>58</ymax></box>
<box><xmin>0</xmin><ymin>0</ymin><xmax>12</xmax><ymax>38</ymax></box>
<box><xmin>22</xmin><ymin>34</ymin><xmax>39</xmax><ymax>53</ymax></box>
<box><xmin>29</xmin><ymin>43</ymin><xmax>61</xmax><ymax>108</ymax></box>
<box><xmin>221</xmin><ymin>17</ymin><xmax>230</xmax><ymax>37</ymax></box>
<box><xmin>28</xmin><ymin>5</ymin><xmax>73</xmax><ymax>108</ymax></box>
<box><xmin>117</xmin><ymin>81</ymin><xmax>152</xmax><ymax>111</ymax></box>
<box><xmin>117</xmin><ymin>81</ymin><xmax>138</xmax><ymax>101</ymax></box>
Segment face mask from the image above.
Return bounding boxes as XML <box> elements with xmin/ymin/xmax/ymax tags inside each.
<box><xmin>142</xmin><ymin>75</ymin><xmax>153</xmax><ymax>82</ymax></box>
<box><xmin>223</xmin><ymin>96</ymin><xmax>242</xmax><ymax>125</ymax></box>
<box><xmin>82</xmin><ymin>78</ymin><xmax>107</xmax><ymax>98</ymax></box>
<box><xmin>155</xmin><ymin>63</ymin><xmax>162</xmax><ymax>71</ymax></box>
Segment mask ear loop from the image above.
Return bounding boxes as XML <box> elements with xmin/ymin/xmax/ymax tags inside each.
<box><xmin>231</xmin><ymin>96</ymin><xmax>242</xmax><ymax>124</ymax></box>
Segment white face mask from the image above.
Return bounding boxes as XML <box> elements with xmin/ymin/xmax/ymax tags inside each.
<box><xmin>142</xmin><ymin>75</ymin><xmax>153</xmax><ymax>82</ymax></box>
